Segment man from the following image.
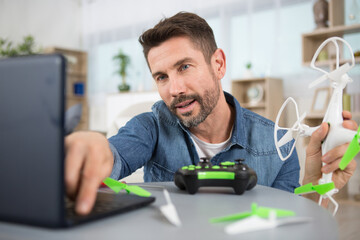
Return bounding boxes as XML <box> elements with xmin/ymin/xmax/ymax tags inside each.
<box><xmin>66</xmin><ymin>12</ymin><xmax>357</xmax><ymax>215</ymax></box>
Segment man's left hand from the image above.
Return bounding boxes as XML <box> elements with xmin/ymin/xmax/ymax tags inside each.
<box><xmin>303</xmin><ymin>111</ymin><xmax>358</xmax><ymax>202</ymax></box>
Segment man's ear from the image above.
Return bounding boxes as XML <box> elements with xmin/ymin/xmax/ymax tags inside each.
<box><xmin>212</xmin><ymin>48</ymin><xmax>226</xmax><ymax>79</ymax></box>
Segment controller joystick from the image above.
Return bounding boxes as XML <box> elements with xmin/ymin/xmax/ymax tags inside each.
<box><xmin>235</xmin><ymin>159</ymin><xmax>244</xmax><ymax>164</ymax></box>
<box><xmin>174</xmin><ymin>159</ymin><xmax>257</xmax><ymax>195</ymax></box>
<box><xmin>198</xmin><ymin>157</ymin><xmax>212</xmax><ymax>167</ymax></box>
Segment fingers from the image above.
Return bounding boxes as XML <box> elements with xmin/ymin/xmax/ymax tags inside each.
<box><xmin>342</xmin><ymin>110</ymin><xmax>352</xmax><ymax>120</ymax></box>
<box><xmin>321</xmin><ymin>143</ymin><xmax>350</xmax><ymax>173</ymax></box>
<box><xmin>75</xmin><ymin>160</ymin><xmax>102</xmax><ymax>215</ymax></box>
<box><xmin>64</xmin><ymin>132</ymin><xmax>114</xmax><ymax>215</ymax></box>
<box><xmin>306</xmin><ymin>122</ymin><xmax>329</xmax><ymax>157</ymax></box>
<box><xmin>303</xmin><ymin>123</ymin><xmax>330</xmax><ymax>185</ymax></box>
<box><xmin>75</xmin><ymin>143</ymin><xmax>113</xmax><ymax>215</ymax></box>
<box><xmin>342</xmin><ymin>119</ymin><xmax>358</xmax><ymax>130</ymax></box>
<box><xmin>321</xmin><ymin>142</ymin><xmax>357</xmax><ymax>190</ymax></box>
<box><xmin>321</xmin><ymin>142</ymin><xmax>357</xmax><ymax>189</ymax></box>
<box><xmin>65</xmin><ymin>135</ymin><xmax>86</xmax><ymax>200</ymax></box>
<box><xmin>303</xmin><ymin>112</ymin><xmax>358</xmax><ymax>192</ymax></box>
<box><xmin>342</xmin><ymin>110</ymin><xmax>358</xmax><ymax>130</ymax></box>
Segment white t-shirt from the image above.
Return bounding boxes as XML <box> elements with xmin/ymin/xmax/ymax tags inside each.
<box><xmin>189</xmin><ymin>129</ymin><xmax>233</xmax><ymax>160</ymax></box>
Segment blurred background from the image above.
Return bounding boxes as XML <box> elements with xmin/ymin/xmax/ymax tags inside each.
<box><xmin>1</xmin><ymin>1</ymin><xmax>360</xmax><ymax>237</ymax></box>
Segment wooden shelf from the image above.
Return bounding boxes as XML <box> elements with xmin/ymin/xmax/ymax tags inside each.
<box><xmin>66</xmin><ymin>95</ymin><xmax>87</xmax><ymax>100</ymax></box>
<box><xmin>44</xmin><ymin>47</ymin><xmax>89</xmax><ymax>131</ymax></box>
<box><xmin>231</xmin><ymin>77</ymin><xmax>284</xmax><ymax>124</ymax></box>
<box><xmin>301</xmin><ymin>0</ymin><xmax>360</xmax><ymax>68</ymax></box>
<box><xmin>303</xmin><ymin>23</ymin><xmax>360</xmax><ymax>39</ymax></box>
<box><xmin>302</xmin><ymin>27</ymin><xmax>360</xmax><ymax>66</ymax></box>
<box><xmin>302</xmin><ymin>0</ymin><xmax>360</xmax><ymax>129</ymax></box>
<box><xmin>68</xmin><ymin>71</ymin><xmax>88</xmax><ymax>78</ymax></box>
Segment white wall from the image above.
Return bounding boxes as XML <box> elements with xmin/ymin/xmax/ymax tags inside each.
<box><xmin>0</xmin><ymin>0</ymin><xmax>82</xmax><ymax>50</ymax></box>
<box><xmin>82</xmin><ymin>0</ymin><xmax>239</xmax><ymax>36</ymax></box>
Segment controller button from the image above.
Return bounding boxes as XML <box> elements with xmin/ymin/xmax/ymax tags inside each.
<box><xmin>182</xmin><ymin>166</ymin><xmax>188</xmax><ymax>170</ymax></box>
<box><xmin>220</xmin><ymin>161</ymin><xmax>235</xmax><ymax>166</ymax></box>
<box><xmin>198</xmin><ymin>171</ymin><xmax>235</xmax><ymax>180</ymax></box>
<box><xmin>188</xmin><ymin>167</ymin><xmax>195</xmax><ymax>171</ymax></box>
<box><xmin>222</xmin><ymin>166</ymin><xmax>228</xmax><ymax>169</ymax></box>
<box><xmin>189</xmin><ymin>165</ymin><xmax>195</xmax><ymax>168</ymax></box>
<box><xmin>205</xmin><ymin>166</ymin><xmax>210</xmax><ymax>169</ymax></box>
<box><xmin>195</xmin><ymin>166</ymin><xmax>202</xmax><ymax>169</ymax></box>
<box><xmin>212</xmin><ymin>166</ymin><xmax>220</xmax><ymax>169</ymax></box>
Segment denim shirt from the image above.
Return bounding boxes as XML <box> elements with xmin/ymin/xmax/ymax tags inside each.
<box><xmin>109</xmin><ymin>92</ymin><xmax>300</xmax><ymax>193</ymax></box>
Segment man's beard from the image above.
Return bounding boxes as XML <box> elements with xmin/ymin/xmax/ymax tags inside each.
<box><xmin>169</xmin><ymin>81</ymin><xmax>220</xmax><ymax>128</ymax></box>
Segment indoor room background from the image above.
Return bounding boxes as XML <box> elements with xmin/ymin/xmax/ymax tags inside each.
<box><xmin>1</xmin><ymin>0</ymin><xmax>360</xmax><ymax>192</ymax></box>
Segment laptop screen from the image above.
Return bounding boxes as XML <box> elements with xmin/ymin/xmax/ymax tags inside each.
<box><xmin>0</xmin><ymin>54</ymin><xmax>66</xmax><ymax>226</ymax></box>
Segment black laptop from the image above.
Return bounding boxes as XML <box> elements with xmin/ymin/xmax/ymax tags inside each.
<box><xmin>0</xmin><ymin>54</ymin><xmax>155</xmax><ymax>228</ymax></box>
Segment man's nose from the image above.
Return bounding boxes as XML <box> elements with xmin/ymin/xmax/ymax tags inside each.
<box><xmin>169</xmin><ymin>75</ymin><xmax>186</xmax><ymax>97</ymax></box>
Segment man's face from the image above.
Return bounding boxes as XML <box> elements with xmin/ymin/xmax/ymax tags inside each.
<box><xmin>147</xmin><ymin>37</ymin><xmax>221</xmax><ymax>128</ymax></box>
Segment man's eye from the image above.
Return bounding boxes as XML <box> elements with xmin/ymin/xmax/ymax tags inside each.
<box><xmin>157</xmin><ymin>75</ymin><xmax>167</xmax><ymax>81</ymax></box>
<box><xmin>181</xmin><ymin>64</ymin><xmax>190</xmax><ymax>71</ymax></box>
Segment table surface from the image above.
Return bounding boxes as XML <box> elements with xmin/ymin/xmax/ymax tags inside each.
<box><xmin>0</xmin><ymin>182</ymin><xmax>338</xmax><ymax>240</ymax></box>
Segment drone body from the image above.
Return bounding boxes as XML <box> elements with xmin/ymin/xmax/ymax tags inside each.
<box><xmin>274</xmin><ymin>37</ymin><xmax>360</xmax><ymax>215</ymax></box>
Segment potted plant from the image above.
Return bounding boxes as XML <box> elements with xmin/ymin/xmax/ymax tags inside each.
<box><xmin>0</xmin><ymin>35</ymin><xmax>39</xmax><ymax>58</ymax></box>
<box><xmin>244</xmin><ymin>62</ymin><xmax>253</xmax><ymax>78</ymax></box>
<box><xmin>113</xmin><ymin>49</ymin><xmax>131</xmax><ymax>92</ymax></box>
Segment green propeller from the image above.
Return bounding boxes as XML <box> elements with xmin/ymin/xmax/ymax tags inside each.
<box><xmin>294</xmin><ymin>182</ymin><xmax>335</xmax><ymax>195</ymax></box>
<box><xmin>339</xmin><ymin>126</ymin><xmax>360</xmax><ymax>170</ymax></box>
<box><xmin>210</xmin><ymin>203</ymin><xmax>295</xmax><ymax>223</ymax></box>
<box><xmin>102</xmin><ymin>177</ymin><xmax>152</xmax><ymax>197</ymax></box>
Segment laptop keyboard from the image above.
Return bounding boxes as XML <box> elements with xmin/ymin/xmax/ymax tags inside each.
<box><xmin>65</xmin><ymin>191</ymin><xmax>155</xmax><ymax>225</ymax></box>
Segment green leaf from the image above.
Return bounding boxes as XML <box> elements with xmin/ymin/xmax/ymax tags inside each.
<box><xmin>113</xmin><ymin>49</ymin><xmax>130</xmax><ymax>78</ymax></box>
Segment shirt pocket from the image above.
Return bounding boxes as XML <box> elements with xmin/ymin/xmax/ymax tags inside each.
<box><xmin>150</xmin><ymin>161</ymin><xmax>175</xmax><ymax>182</ymax></box>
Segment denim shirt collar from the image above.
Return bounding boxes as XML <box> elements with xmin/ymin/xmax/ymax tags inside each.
<box><xmin>223</xmin><ymin>91</ymin><xmax>247</xmax><ymax>149</ymax></box>
<box><xmin>152</xmin><ymin>91</ymin><xmax>247</xmax><ymax>149</ymax></box>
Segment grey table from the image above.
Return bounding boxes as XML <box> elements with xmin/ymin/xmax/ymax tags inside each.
<box><xmin>0</xmin><ymin>182</ymin><xmax>338</xmax><ymax>240</ymax></box>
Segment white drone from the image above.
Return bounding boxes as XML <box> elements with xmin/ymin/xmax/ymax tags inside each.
<box><xmin>274</xmin><ymin>37</ymin><xmax>360</xmax><ymax>216</ymax></box>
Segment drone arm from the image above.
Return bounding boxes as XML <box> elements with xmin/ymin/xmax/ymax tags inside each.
<box><xmin>300</xmin><ymin>126</ymin><xmax>320</xmax><ymax>137</ymax></box>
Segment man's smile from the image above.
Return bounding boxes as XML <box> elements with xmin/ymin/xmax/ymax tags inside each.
<box><xmin>175</xmin><ymin>99</ymin><xmax>197</xmax><ymax>115</ymax></box>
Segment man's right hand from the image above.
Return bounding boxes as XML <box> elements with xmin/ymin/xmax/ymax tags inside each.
<box><xmin>65</xmin><ymin>131</ymin><xmax>114</xmax><ymax>215</ymax></box>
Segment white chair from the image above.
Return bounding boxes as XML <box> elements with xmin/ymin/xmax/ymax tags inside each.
<box><xmin>105</xmin><ymin>92</ymin><xmax>161</xmax><ymax>183</ymax></box>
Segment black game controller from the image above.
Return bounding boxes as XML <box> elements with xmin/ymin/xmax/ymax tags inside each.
<box><xmin>174</xmin><ymin>158</ymin><xmax>257</xmax><ymax>194</ymax></box>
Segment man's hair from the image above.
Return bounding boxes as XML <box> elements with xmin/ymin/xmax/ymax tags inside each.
<box><xmin>139</xmin><ymin>12</ymin><xmax>218</xmax><ymax>64</ymax></box>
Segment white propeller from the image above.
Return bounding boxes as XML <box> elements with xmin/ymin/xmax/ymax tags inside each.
<box><xmin>309</xmin><ymin>63</ymin><xmax>352</xmax><ymax>89</ymax></box>
<box><xmin>274</xmin><ymin>98</ymin><xmax>318</xmax><ymax>161</ymax></box>
<box><xmin>309</xmin><ymin>37</ymin><xmax>355</xmax><ymax>89</ymax></box>
<box><xmin>277</xmin><ymin>112</ymin><xmax>307</xmax><ymax>147</ymax></box>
